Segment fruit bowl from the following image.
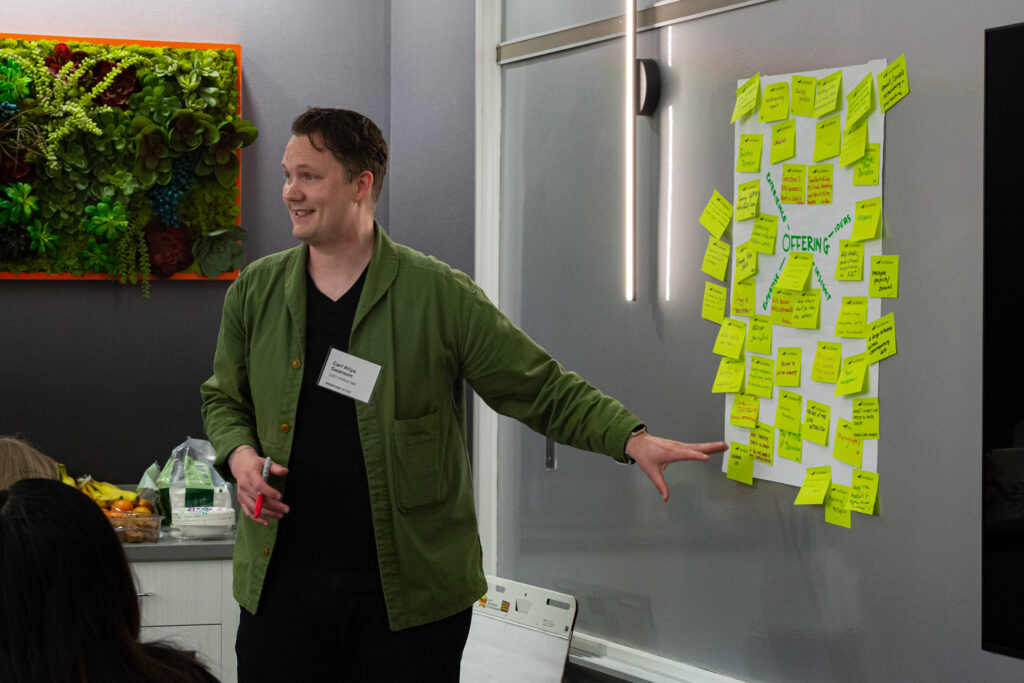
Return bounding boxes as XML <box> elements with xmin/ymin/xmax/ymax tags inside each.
<box><xmin>171</xmin><ymin>506</ymin><xmax>236</xmax><ymax>539</ymax></box>
<box><xmin>108</xmin><ymin>511</ymin><xmax>163</xmax><ymax>544</ymax></box>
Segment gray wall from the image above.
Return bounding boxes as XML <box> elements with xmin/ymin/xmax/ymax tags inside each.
<box><xmin>389</xmin><ymin>0</ymin><xmax>476</xmax><ymax>276</ymax></box>
<box><xmin>0</xmin><ymin>0</ymin><xmax>475</xmax><ymax>481</ymax></box>
<box><xmin>496</xmin><ymin>0</ymin><xmax>1024</xmax><ymax>681</ymax></box>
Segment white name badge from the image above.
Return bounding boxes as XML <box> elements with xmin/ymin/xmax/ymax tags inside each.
<box><xmin>316</xmin><ymin>347</ymin><xmax>382</xmax><ymax>404</ymax></box>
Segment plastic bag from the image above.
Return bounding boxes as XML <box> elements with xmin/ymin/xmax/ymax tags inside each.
<box><xmin>136</xmin><ymin>461</ymin><xmax>161</xmax><ymax>514</ymax></box>
<box><xmin>159</xmin><ymin>438</ymin><xmax>233</xmax><ymax>521</ymax></box>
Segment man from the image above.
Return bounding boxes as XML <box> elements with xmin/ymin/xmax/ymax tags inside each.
<box><xmin>201</xmin><ymin>108</ymin><xmax>727</xmax><ymax>682</ymax></box>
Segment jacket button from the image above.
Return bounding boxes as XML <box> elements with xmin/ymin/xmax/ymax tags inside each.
<box><xmin>263</xmin><ymin>546</ymin><xmax>270</xmax><ymax>556</ymax></box>
<box><xmin>280</xmin><ymin>423</ymin><xmax>290</xmax><ymax>433</ymax></box>
<box><xmin>292</xmin><ymin>359</ymin><xmax>302</xmax><ymax>369</ymax></box>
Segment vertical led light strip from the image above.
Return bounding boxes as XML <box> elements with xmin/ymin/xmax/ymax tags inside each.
<box><xmin>624</xmin><ymin>0</ymin><xmax>636</xmax><ymax>301</ymax></box>
<box><xmin>665</xmin><ymin>26</ymin><xmax>674</xmax><ymax>302</ymax></box>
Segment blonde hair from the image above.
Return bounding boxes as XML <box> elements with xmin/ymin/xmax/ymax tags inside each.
<box><xmin>0</xmin><ymin>437</ymin><xmax>59</xmax><ymax>490</ymax></box>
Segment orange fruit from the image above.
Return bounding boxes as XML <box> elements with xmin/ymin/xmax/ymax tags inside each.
<box><xmin>132</xmin><ymin>506</ymin><xmax>152</xmax><ymax>516</ymax></box>
<box><xmin>136</xmin><ymin>498</ymin><xmax>155</xmax><ymax>513</ymax></box>
<box><xmin>111</xmin><ymin>499</ymin><xmax>135</xmax><ymax>512</ymax></box>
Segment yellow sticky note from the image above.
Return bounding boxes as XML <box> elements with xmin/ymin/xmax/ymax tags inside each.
<box><xmin>833</xmin><ymin>419</ymin><xmax>863</xmax><ymax>468</ymax></box>
<box><xmin>869</xmin><ymin>255</ymin><xmax>900</xmax><ymax>298</ymax></box>
<box><xmin>730</xmin><ymin>394</ymin><xmax>760</xmax><ymax>429</ymax></box>
<box><xmin>726</xmin><ymin>442</ymin><xmax>754</xmax><ymax>485</ymax></box>
<box><xmin>811</xmin><ymin>341</ymin><xmax>843</xmax><ymax>383</ymax></box>
<box><xmin>750</xmin><ymin>421</ymin><xmax>775</xmax><ymax>465</ymax></box>
<box><xmin>746</xmin><ymin>314</ymin><xmax>772</xmax><ymax>355</ymax></box>
<box><xmin>834</xmin><ymin>240</ymin><xmax>864</xmax><ymax>281</ymax></box>
<box><xmin>813</xmin><ymin>70</ymin><xmax>842</xmax><ymax>118</ymax></box>
<box><xmin>731</xmin><ymin>279</ymin><xmax>756</xmax><ymax>317</ymax></box>
<box><xmin>735</xmin><ymin>179</ymin><xmax>760</xmax><ymax>220</ymax></box>
<box><xmin>770</xmin><ymin>118</ymin><xmax>796</xmax><ymax>165</ymax></box>
<box><xmin>866</xmin><ymin>312</ymin><xmax>897</xmax><ymax>364</ymax></box>
<box><xmin>792</xmin><ymin>289</ymin><xmax>822</xmax><ymax>330</ymax></box>
<box><xmin>878</xmin><ymin>54</ymin><xmax>909</xmax><ymax>112</ymax></box>
<box><xmin>835</xmin><ymin>296</ymin><xmax>868</xmax><ymax>337</ymax></box>
<box><xmin>770</xmin><ymin>288</ymin><xmax>797</xmax><ymax>327</ymax></box>
<box><xmin>713</xmin><ymin>318</ymin><xmax>748</xmax><ymax>359</ymax></box>
<box><xmin>850</xmin><ymin>470</ymin><xmax>880</xmax><ymax>514</ymax></box>
<box><xmin>850</xmin><ymin>197</ymin><xmax>882</xmax><ymax>241</ymax></box>
<box><xmin>839</xmin><ymin>120</ymin><xmax>868</xmax><ymax>167</ymax></box>
<box><xmin>735</xmin><ymin>244</ymin><xmax>759</xmax><ymax>283</ymax></box>
<box><xmin>777</xmin><ymin>428</ymin><xmax>803</xmax><ymax>463</ymax></box>
<box><xmin>701</xmin><ymin>281</ymin><xmax>727</xmax><ymax>323</ymax></box>
<box><xmin>731</xmin><ymin>73</ymin><xmax>761</xmax><ymax>123</ymax></box>
<box><xmin>853</xmin><ymin>143</ymin><xmax>881</xmax><ymax>186</ymax></box>
<box><xmin>813</xmin><ymin>115</ymin><xmax>841</xmax><ymax>162</ymax></box>
<box><xmin>845</xmin><ymin>72</ymin><xmax>875</xmax><ymax>131</ymax></box>
<box><xmin>775</xmin><ymin>347</ymin><xmax>802</xmax><ymax>387</ymax></box>
<box><xmin>794</xmin><ymin>465</ymin><xmax>831</xmax><ymax>504</ymax></box>
<box><xmin>702</xmin><ymin>237</ymin><xmax>731</xmax><ymax>281</ymax></box>
<box><xmin>835</xmin><ymin>352</ymin><xmax>868</xmax><ymax>396</ymax></box>
<box><xmin>825</xmin><ymin>483</ymin><xmax>852</xmax><ymax>528</ymax></box>
<box><xmin>747</xmin><ymin>356</ymin><xmax>775</xmax><ymax>399</ymax></box>
<box><xmin>852</xmin><ymin>397</ymin><xmax>880</xmax><ymax>439</ymax></box>
<box><xmin>712</xmin><ymin>356</ymin><xmax>746</xmax><ymax>393</ymax></box>
<box><xmin>806</xmin><ymin>164</ymin><xmax>833</xmax><ymax>206</ymax></box>
<box><xmin>699</xmin><ymin>190</ymin><xmax>734</xmax><ymax>238</ymax></box>
<box><xmin>775</xmin><ymin>389</ymin><xmax>803</xmax><ymax>434</ymax></box>
<box><xmin>736</xmin><ymin>134</ymin><xmax>764</xmax><ymax>173</ymax></box>
<box><xmin>803</xmin><ymin>400</ymin><xmax>831</xmax><ymax>446</ymax></box>
<box><xmin>781</xmin><ymin>164</ymin><xmax>806</xmax><ymax>204</ymax></box>
<box><xmin>759</xmin><ymin>82</ymin><xmax>790</xmax><ymax>122</ymax></box>
<box><xmin>750</xmin><ymin>213</ymin><xmax>778</xmax><ymax>255</ymax></box>
<box><xmin>791</xmin><ymin>74</ymin><xmax>816</xmax><ymax>117</ymax></box>
<box><xmin>778</xmin><ymin>252</ymin><xmax>814</xmax><ymax>291</ymax></box>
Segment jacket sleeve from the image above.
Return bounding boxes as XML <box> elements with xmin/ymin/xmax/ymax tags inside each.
<box><xmin>200</xmin><ymin>277</ymin><xmax>261</xmax><ymax>475</ymax></box>
<box><xmin>457</xmin><ymin>281</ymin><xmax>640</xmax><ymax>463</ymax></box>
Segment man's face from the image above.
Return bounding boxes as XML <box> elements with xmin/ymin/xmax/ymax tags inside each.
<box><xmin>281</xmin><ymin>134</ymin><xmax>362</xmax><ymax>247</ymax></box>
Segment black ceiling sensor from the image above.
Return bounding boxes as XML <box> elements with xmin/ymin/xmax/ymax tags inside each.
<box><xmin>635</xmin><ymin>58</ymin><xmax>661</xmax><ymax>116</ymax></box>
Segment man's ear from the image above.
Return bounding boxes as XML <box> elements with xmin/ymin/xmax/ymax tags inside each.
<box><xmin>354</xmin><ymin>170</ymin><xmax>375</xmax><ymax>203</ymax></box>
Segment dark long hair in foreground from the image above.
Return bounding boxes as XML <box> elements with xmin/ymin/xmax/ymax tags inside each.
<box><xmin>0</xmin><ymin>478</ymin><xmax>217</xmax><ymax>682</ymax></box>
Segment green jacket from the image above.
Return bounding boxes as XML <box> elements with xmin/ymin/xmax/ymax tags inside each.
<box><xmin>200</xmin><ymin>226</ymin><xmax>640</xmax><ymax>630</ymax></box>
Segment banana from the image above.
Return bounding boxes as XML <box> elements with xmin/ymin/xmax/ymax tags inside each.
<box><xmin>94</xmin><ymin>480</ymin><xmax>138</xmax><ymax>503</ymax></box>
<box><xmin>76</xmin><ymin>476</ymin><xmax>139</xmax><ymax>504</ymax></box>
<box><xmin>55</xmin><ymin>463</ymin><xmax>77</xmax><ymax>487</ymax></box>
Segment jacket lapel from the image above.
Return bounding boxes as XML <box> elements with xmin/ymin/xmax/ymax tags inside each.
<box><xmin>354</xmin><ymin>223</ymin><xmax>399</xmax><ymax>332</ymax></box>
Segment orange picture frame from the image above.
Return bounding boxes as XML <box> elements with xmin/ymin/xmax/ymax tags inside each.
<box><xmin>0</xmin><ymin>33</ymin><xmax>245</xmax><ymax>283</ymax></box>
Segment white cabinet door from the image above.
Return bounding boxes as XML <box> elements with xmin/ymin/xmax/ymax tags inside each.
<box><xmin>135</xmin><ymin>560</ymin><xmax>223</xmax><ymax>626</ymax></box>
<box><xmin>141</xmin><ymin>624</ymin><xmax>221</xmax><ymax>680</ymax></box>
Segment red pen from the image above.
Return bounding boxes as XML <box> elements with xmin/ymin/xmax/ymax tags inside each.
<box><xmin>253</xmin><ymin>456</ymin><xmax>272</xmax><ymax>518</ymax></box>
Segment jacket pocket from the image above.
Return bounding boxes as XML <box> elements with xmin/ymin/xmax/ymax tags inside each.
<box><xmin>392</xmin><ymin>411</ymin><xmax>449</xmax><ymax>512</ymax></box>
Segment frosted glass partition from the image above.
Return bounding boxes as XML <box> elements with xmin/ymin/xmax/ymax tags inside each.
<box><xmin>503</xmin><ymin>1</ymin><xmax>630</xmax><ymax>42</ymax></box>
<box><xmin>498</xmin><ymin>29</ymin><xmax>734</xmax><ymax>667</ymax></box>
<box><xmin>495</xmin><ymin>0</ymin><xmax>1024</xmax><ymax>680</ymax></box>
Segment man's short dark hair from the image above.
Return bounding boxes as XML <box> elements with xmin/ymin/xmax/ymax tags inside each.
<box><xmin>291</xmin><ymin>108</ymin><xmax>388</xmax><ymax>202</ymax></box>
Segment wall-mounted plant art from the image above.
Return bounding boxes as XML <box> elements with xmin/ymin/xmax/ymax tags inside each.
<box><xmin>0</xmin><ymin>34</ymin><xmax>257</xmax><ymax>297</ymax></box>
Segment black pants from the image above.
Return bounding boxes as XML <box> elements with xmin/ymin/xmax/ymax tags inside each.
<box><xmin>235</xmin><ymin>561</ymin><xmax>473</xmax><ymax>682</ymax></box>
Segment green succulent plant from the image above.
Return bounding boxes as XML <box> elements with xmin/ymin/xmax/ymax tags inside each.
<box><xmin>126</xmin><ymin>74</ymin><xmax>182</xmax><ymax>127</ymax></box>
<box><xmin>0</xmin><ymin>59</ymin><xmax>31</xmax><ymax>103</ymax></box>
<box><xmin>26</xmin><ymin>218</ymin><xmax>59</xmax><ymax>253</ymax></box>
<box><xmin>192</xmin><ymin>225</ymin><xmax>245</xmax><ymax>278</ymax></box>
<box><xmin>78</xmin><ymin>236</ymin><xmax>113</xmax><ymax>273</ymax></box>
<box><xmin>167</xmin><ymin>109</ymin><xmax>217</xmax><ymax>153</ymax></box>
<box><xmin>0</xmin><ymin>182</ymin><xmax>37</xmax><ymax>224</ymax></box>
<box><xmin>195</xmin><ymin>116</ymin><xmax>258</xmax><ymax>188</ymax></box>
<box><xmin>132</xmin><ymin>116</ymin><xmax>173</xmax><ymax>187</ymax></box>
<box><xmin>84</xmin><ymin>200</ymin><xmax>128</xmax><ymax>241</ymax></box>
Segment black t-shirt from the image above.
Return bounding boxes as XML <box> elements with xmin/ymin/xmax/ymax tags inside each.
<box><xmin>272</xmin><ymin>268</ymin><xmax>378</xmax><ymax>569</ymax></box>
